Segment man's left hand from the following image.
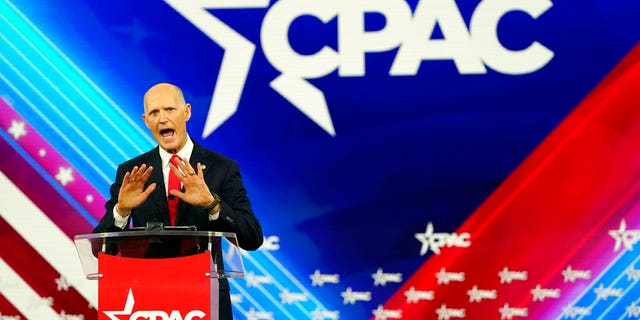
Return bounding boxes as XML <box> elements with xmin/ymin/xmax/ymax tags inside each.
<box><xmin>168</xmin><ymin>159</ymin><xmax>217</xmax><ymax>210</ymax></box>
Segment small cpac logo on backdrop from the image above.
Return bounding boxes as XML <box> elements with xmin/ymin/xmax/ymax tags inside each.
<box><xmin>415</xmin><ymin>222</ymin><xmax>471</xmax><ymax>255</ymax></box>
<box><xmin>435</xmin><ymin>268</ymin><xmax>465</xmax><ymax>285</ymax></box>
<box><xmin>609</xmin><ymin>219</ymin><xmax>640</xmax><ymax>251</ymax></box>
<box><xmin>498</xmin><ymin>267</ymin><xmax>528</xmax><ymax>284</ymax></box>
<box><xmin>103</xmin><ymin>289</ymin><xmax>206</xmax><ymax>320</ymax></box>
<box><xmin>499</xmin><ymin>304</ymin><xmax>528</xmax><ymax>320</ymax></box>
<box><xmin>309</xmin><ymin>270</ymin><xmax>340</xmax><ymax>287</ymax></box>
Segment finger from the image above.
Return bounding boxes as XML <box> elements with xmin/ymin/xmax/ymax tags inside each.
<box><xmin>196</xmin><ymin>163</ymin><xmax>203</xmax><ymax>176</ymax></box>
<box><xmin>178</xmin><ymin>160</ymin><xmax>197</xmax><ymax>178</ymax></box>
<box><xmin>122</xmin><ymin>171</ymin><xmax>131</xmax><ymax>185</ymax></box>
<box><xmin>168</xmin><ymin>189</ymin><xmax>185</xmax><ymax>201</ymax></box>
<box><xmin>142</xmin><ymin>183</ymin><xmax>157</xmax><ymax>197</ymax></box>
<box><xmin>140</xmin><ymin>165</ymin><xmax>154</xmax><ymax>180</ymax></box>
<box><xmin>177</xmin><ymin>157</ymin><xmax>190</xmax><ymax>174</ymax></box>
<box><xmin>131</xmin><ymin>165</ymin><xmax>144</xmax><ymax>182</ymax></box>
<box><xmin>169</xmin><ymin>162</ymin><xmax>185</xmax><ymax>180</ymax></box>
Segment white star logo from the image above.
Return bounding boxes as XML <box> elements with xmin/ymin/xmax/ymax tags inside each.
<box><xmin>341</xmin><ymin>287</ymin><xmax>357</xmax><ymax>304</ymax></box>
<box><xmin>55</xmin><ymin>276</ymin><xmax>70</xmax><ymax>291</ymax></box>
<box><xmin>7</xmin><ymin>119</ymin><xmax>26</xmax><ymax>139</ymax></box>
<box><xmin>415</xmin><ymin>222</ymin><xmax>435</xmax><ymax>255</ymax></box>
<box><xmin>467</xmin><ymin>286</ymin><xmax>482</xmax><ymax>303</ymax></box>
<box><xmin>103</xmin><ymin>289</ymin><xmax>135</xmax><ymax>320</ymax></box>
<box><xmin>55</xmin><ymin>167</ymin><xmax>74</xmax><ymax>186</ymax></box>
<box><xmin>404</xmin><ymin>286</ymin><xmax>434</xmax><ymax>303</ymax></box>
<box><xmin>372</xmin><ymin>268</ymin><xmax>387</xmax><ymax>286</ymax></box>
<box><xmin>246</xmin><ymin>307</ymin><xmax>273</xmax><ymax>320</ymax></box>
<box><xmin>310</xmin><ymin>269</ymin><xmax>324</xmax><ymax>287</ymax></box>
<box><xmin>164</xmin><ymin>0</ymin><xmax>336</xmax><ymax>138</ymax></box>
<box><xmin>609</xmin><ymin>219</ymin><xmax>640</xmax><ymax>251</ymax></box>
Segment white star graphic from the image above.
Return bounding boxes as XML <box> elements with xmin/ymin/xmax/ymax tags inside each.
<box><xmin>404</xmin><ymin>286</ymin><xmax>434</xmax><ymax>303</ymax></box>
<box><xmin>341</xmin><ymin>287</ymin><xmax>356</xmax><ymax>304</ymax></box>
<box><xmin>609</xmin><ymin>219</ymin><xmax>627</xmax><ymax>251</ymax></box>
<box><xmin>415</xmin><ymin>222</ymin><xmax>435</xmax><ymax>256</ymax></box>
<box><xmin>498</xmin><ymin>267</ymin><xmax>511</xmax><ymax>283</ymax></box>
<box><xmin>467</xmin><ymin>286</ymin><xmax>482</xmax><ymax>303</ymax></box>
<box><xmin>165</xmin><ymin>0</ymin><xmax>336</xmax><ymax>137</ymax></box>
<box><xmin>372</xmin><ymin>268</ymin><xmax>386</xmax><ymax>286</ymax></box>
<box><xmin>7</xmin><ymin>120</ymin><xmax>26</xmax><ymax>139</ymax></box>
<box><xmin>404</xmin><ymin>286</ymin><xmax>419</xmax><ymax>303</ymax></box>
<box><xmin>55</xmin><ymin>276</ymin><xmax>70</xmax><ymax>291</ymax></box>
<box><xmin>55</xmin><ymin>167</ymin><xmax>74</xmax><ymax>186</ymax></box>
<box><xmin>103</xmin><ymin>289</ymin><xmax>135</xmax><ymax>320</ymax></box>
<box><xmin>310</xmin><ymin>269</ymin><xmax>323</xmax><ymax>287</ymax></box>
<box><xmin>245</xmin><ymin>307</ymin><xmax>273</xmax><ymax>320</ymax></box>
<box><xmin>609</xmin><ymin>219</ymin><xmax>640</xmax><ymax>251</ymax></box>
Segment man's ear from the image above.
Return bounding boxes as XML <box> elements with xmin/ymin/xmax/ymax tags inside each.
<box><xmin>142</xmin><ymin>113</ymin><xmax>151</xmax><ymax>129</ymax></box>
<box><xmin>185</xmin><ymin>103</ymin><xmax>192</xmax><ymax>121</ymax></box>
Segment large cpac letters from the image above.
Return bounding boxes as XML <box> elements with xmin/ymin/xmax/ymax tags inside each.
<box><xmin>167</xmin><ymin>0</ymin><xmax>554</xmax><ymax>137</ymax></box>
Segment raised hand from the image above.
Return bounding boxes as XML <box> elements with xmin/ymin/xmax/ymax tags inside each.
<box><xmin>116</xmin><ymin>164</ymin><xmax>156</xmax><ymax>217</ymax></box>
<box><xmin>168</xmin><ymin>159</ymin><xmax>216</xmax><ymax>208</ymax></box>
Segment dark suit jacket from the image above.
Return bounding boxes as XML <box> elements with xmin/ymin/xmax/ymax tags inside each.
<box><xmin>93</xmin><ymin>140</ymin><xmax>263</xmax><ymax>319</ymax></box>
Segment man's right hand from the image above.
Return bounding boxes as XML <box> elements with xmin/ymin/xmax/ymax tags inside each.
<box><xmin>116</xmin><ymin>164</ymin><xmax>156</xmax><ymax>217</ymax></box>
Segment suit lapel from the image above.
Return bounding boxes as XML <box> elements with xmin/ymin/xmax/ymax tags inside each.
<box><xmin>189</xmin><ymin>142</ymin><xmax>211</xmax><ymax>179</ymax></box>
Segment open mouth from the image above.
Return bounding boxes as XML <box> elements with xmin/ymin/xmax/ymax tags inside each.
<box><xmin>160</xmin><ymin>128</ymin><xmax>175</xmax><ymax>139</ymax></box>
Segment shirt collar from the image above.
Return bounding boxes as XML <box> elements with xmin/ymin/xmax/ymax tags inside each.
<box><xmin>158</xmin><ymin>136</ymin><xmax>194</xmax><ymax>169</ymax></box>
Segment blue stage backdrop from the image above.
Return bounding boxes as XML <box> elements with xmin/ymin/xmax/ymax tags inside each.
<box><xmin>1</xmin><ymin>0</ymin><xmax>640</xmax><ymax>319</ymax></box>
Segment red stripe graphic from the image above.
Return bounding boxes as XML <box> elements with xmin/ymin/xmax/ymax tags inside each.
<box><xmin>0</xmin><ymin>217</ymin><xmax>96</xmax><ymax>318</ymax></box>
<box><xmin>380</xmin><ymin>43</ymin><xmax>640</xmax><ymax>319</ymax></box>
<box><xmin>0</xmin><ymin>294</ymin><xmax>25</xmax><ymax>319</ymax></box>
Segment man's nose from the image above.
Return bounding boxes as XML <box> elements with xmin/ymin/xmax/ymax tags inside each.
<box><xmin>158</xmin><ymin>110</ymin><xmax>168</xmax><ymax>122</ymax></box>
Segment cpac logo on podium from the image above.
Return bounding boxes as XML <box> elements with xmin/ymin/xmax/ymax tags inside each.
<box><xmin>103</xmin><ymin>289</ymin><xmax>206</xmax><ymax>320</ymax></box>
<box><xmin>165</xmin><ymin>0</ymin><xmax>554</xmax><ymax>137</ymax></box>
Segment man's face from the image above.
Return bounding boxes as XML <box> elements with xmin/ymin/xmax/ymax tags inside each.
<box><xmin>142</xmin><ymin>85</ymin><xmax>191</xmax><ymax>154</ymax></box>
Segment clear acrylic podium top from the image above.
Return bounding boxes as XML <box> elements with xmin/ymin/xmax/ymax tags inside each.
<box><xmin>74</xmin><ymin>230</ymin><xmax>245</xmax><ymax>280</ymax></box>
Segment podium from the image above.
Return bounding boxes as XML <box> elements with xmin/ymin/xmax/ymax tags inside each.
<box><xmin>74</xmin><ymin>230</ymin><xmax>245</xmax><ymax>320</ymax></box>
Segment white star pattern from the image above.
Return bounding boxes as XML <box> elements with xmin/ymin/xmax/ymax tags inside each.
<box><xmin>246</xmin><ymin>307</ymin><xmax>274</xmax><ymax>320</ymax></box>
<box><xmin>415</xmin><ymin>222</ymin><xmax>435</xmax><ymax>255</ymax></box>
<box><xmin>404</xmin><ymin>286</ymin><xmax>434</xmax><ymax>303</ymax></box>
<box><xmin>7</xmin><ymin>119</ymin><xmax>26</xmax><ymax>139</ymax></box>
<box><xmin>86</xmin><ymin>194</ymin><xmax>94</xmax><ymax>203</ymax></box>
<box><xmin>38</xmin><ymin>148</ymin><xmax>47</xmax><ymax>157</ymax></box>
<box><xmin>609</xmin><ymin>219</ymin><xmax>640</xmax><ymax>251</ymax></box>
<box><xmin>55</xmin><ymin>167</ymin><xmax>74</xmax><ymax>186</ymax></box>
<box><xmin>55</xmin><ymin>276</ymin><xmax>70</xmax><ymax>291</ymax></box>
<box><xmin>372</xmin><ymin>268</ymin><xmax>402</xmax><ymax>286</ymax></box>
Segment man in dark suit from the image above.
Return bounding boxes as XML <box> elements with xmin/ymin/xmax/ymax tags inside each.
<box><xmin>93</xmin><ymin>83</ymin><xmax>263</xmax><ymax>319</ymax></box>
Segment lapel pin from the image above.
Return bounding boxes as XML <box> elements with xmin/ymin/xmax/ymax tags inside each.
<box><xmin>201</xmin><ymin>164</ymin><xmax>207</xmax><ymax>170</ymax></box>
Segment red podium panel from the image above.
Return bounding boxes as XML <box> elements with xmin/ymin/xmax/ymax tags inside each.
<box><xmin>74</xmin><ymin>231</ymin><xmax>245</xmax><ymax>320</ymax></box>
<box><xmin>98</xmin><ymin>252</ymin><xmax>215</xmax><ymax>320</ymax></box>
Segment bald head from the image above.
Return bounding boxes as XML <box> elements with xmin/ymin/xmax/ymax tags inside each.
<box><xmin>143</xmin><ymin>83</ymin><xmax>186</xmax><ymax>112</ymax></box>
<box><xmin>142</xmin><ymin>83</ymin><xmax>192</xmax><ymax>153</ymax></box>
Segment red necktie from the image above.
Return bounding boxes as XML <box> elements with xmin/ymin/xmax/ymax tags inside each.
<box><xmin>168</xmin><ymin>155</ymin><xmax>181</xmax><ymax>225</ymax></box>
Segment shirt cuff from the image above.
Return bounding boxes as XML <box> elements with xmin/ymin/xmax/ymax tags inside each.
<box><xmin>208</xmin><ymin>211</ymin><xmax>220</xmax><ymax>221</ymax></box>
<box><xmin>113</xmin><ymin>206</ymin><xmax>130</xmax><ymax>229</ymax></box>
